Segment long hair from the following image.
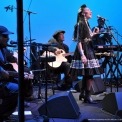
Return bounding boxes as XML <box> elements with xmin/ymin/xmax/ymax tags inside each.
<box><xmin>73</xmin><ymin>4</ymin><xmax>87</xmax><ymax>42</ymax></box>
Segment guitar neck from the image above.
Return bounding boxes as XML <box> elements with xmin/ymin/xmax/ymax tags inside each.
<box><xmin>8</xmin><ymin>71</ymin><xmax>18</xmax><ymax>78</ymax></box>
<box><xmin>62</xmin><ymin>52</ymin><xmax>74</xmax><ymax>57</ymax></box>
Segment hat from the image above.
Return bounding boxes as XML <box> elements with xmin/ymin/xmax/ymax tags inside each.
<box><xmin>53</xmin><ymin>30</ymin><xmax>65</xmax><ymax>39</ymax></box>
<box><xmin>0</xmin><ymin>25</ymin><xmax>14</xmax><ymax>35</ymax></box>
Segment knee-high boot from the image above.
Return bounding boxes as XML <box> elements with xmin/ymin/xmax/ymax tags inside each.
<box><xmin>79</xmin><ymin>88</ymin><xmax>85</xmax><ymax>101</ymax></box>
<box><xmin>79</xmin><ymin>78</ymin><xmax>86</xmax><ymax>101</ymax></box>
<box><xmin>84</xmin><ymin>90</ymin><xmax>97</xmax><ymax>104</ymax></box>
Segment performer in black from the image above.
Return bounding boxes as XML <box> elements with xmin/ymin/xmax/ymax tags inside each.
<box><xmin>70</xmin><ymin>4</ymin><xmax>103</xmax><ymax>103</ymax></box>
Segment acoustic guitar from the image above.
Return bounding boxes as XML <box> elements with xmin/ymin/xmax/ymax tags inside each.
<box><xmin>0</xmin><ymin>63</ymin><xmax>34</xmax><ymax>81</ymax></box>
<box><xmin>42</xmin><ymin>48</ymin><xmax>74</xmax><ymax>68</ymax></box>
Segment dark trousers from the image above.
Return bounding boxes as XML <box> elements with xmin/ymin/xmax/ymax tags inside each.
<box><xmin>49</xmin><ymin>62</ymin><xmax>72</xmax><ymax>85</ymax></box>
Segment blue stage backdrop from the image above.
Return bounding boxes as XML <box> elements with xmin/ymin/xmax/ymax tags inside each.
<box><xmin>1</xmin><ymin>0</ymin><xmax>122</xmax><ymax>64</ymax></box>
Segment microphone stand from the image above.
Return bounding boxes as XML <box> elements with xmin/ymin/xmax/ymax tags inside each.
<box><xmin>104</xmin><ymin>21</ymin><xmax>122</xmax><ymax>92</ymax></box>
<box><xmin>38</xmin><ymin>43</ymin><xmax>56</xmax><ymax>122</ymax></box>
<box><xmin>5</xmin><ymin>5</ymin><xmax>36</xmax><ymax>67</ymax></box>
<box><xmin>24</xmin><ymin>10</ymin><xmax>36</xmax><ymax>66</ymax></box>
<box><xmin>16</xmin><ymin>0</ymin><xmax>25</xmax><ymax>122</ymax></box>
<box><xmin>41</xmin><ymin>44</ymin><xmax>50</xmax><ymax>122</ymax></box>
<box><xmin>110</xmin><ymin>31</ymin><xmax>122</xmax><ymax>92</ymax></box>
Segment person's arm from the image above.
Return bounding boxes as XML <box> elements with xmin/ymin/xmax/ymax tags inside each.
<box><xmin>92</xmin><ymin>27</ymin><xmax>99</xmax><ymax>36</ymax></box>
<box><xmin>78</xmin><ymin>42</ymin><xmax>87</xmax><ymax>64</ymax></box>
<box><xmin>77</xmin><ymin>21</ymin><xmax>87</xmax><ymax>64</ymax></box>
<box><xmin>0</xmin><ymin>66</ymin><xmax>9</xmax><ymax>80</ymax></box>
<box><xmin>48</xmin><ymin>39</ymin><xmax>62</xmax><ymax>55</ymax></box>
<box><xmin>78</xmin><ymin>42</ymin><xmax>84</xmax><ymax>56</ymax></box>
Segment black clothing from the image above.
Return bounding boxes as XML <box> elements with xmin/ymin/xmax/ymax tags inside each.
<box><xmin>0</xmin><ymin>48</ymin><xmax>17</xmax><ymax>66</ymax></box>
<box><xmin>0</xmin><ymin>48</ymin><xmax>33</xmax><ymax>98</ymax></box>
<box><xmin>47</xmin><ymin>38</ymin><xmax>72</xmax><ymax>86</ymax></box>
<box><xmin>92</xmin><ymin>25</ymin><xmax>112</xmax><ymax>46</ymax></box>
<box><xmin>70</xmin><ymin>20</ymin><xmax>103</xmax><ymax>76</ymax></box>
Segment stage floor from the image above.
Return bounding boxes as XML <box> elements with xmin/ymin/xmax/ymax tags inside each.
<box><xmin>10</xmin><ymin>84</ymin><xmax>122</xmax><ymax>122</ymax></box>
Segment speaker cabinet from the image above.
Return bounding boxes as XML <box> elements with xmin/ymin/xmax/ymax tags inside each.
<box><xmin>38</xmin><ymin>91</ymin><xmax>80</xmax><ymax>119</ymax></box>
<box><xmin>73</xmin><ymin>80</ymin><xmax>82</xmax><ymax>92</ymax></box>
<box><xmin>102</xmin><ymin>92</ymin><xmax>122</xmax><ymax>117</ymax></box>
<box><xmin>74</xmin><ymin>77</ymin><xmax>106</xmax><ymax>94</ymax></box>
<box><xmin>91</xmin><ymin>77</ymin><xmax>106</xmax><ymax>94</ymax></box>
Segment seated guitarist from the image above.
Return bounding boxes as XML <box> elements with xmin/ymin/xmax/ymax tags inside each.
<box><xmin>0</xmin><ymin>25</ymin><xmax>18</xmax><ymax>93</ymax></box>
<box><xmin>47</xmin><ymin>30</ymin><xmax>73</xmax><ymax>90</ymax></box>
<box><xmin>0</xmin><ymin>25</ymin><xmax>33</xmax><ymax>100</ymax></box>
<box><xmin>0</xmin><ymin>25</ymin><xmax>18</xmax><ymax>120</ymax></box>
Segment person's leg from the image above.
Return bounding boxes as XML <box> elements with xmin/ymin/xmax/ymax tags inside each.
<box><xmin>79</xmin><ymin>76</ymin><xmax>86</xmax><ymax>100</ymax></box>
<box><xmin>24</xmin><ymin>79</ymin><xmax>33</xmax><ymax>98</ymax></box>
<box><xmin>84</xmin><ymin>76</ymin><xmax>97</xmax><ymax>104</ymax></box>
<box><xmin>56</xmin><ymin>62</ymin><xmax>73</xmax><ymax>90</ymax></box>
<box><xmin>55</xmin><ymin>62</ymin><xmax>73</xmax><ymax>90</ymax></box>
<box><xmin>5</xmin><ymin>82</ymin><xmax>18</xmax><ymax>93</ymax></box>
<box><xmin>0</xmin><ymin>82</ymin><xmax>18</xmax><ymax>120</ymax></box>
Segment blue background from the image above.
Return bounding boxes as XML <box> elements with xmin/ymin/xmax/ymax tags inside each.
<box><xmin>1</xmin><ymin>0</ymin><xmax>122</xmax><ymax>52</ymax></box>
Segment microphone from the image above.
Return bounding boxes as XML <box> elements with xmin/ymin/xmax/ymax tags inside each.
<box><xmin>10</xmin><ymin>40</ymin><xmax>28</xmax><ymax>45</ymax></box>
<box><xmin>97</xmin><ymin>15</ymin><xmax>107</xmax><ymax>21</ymax></box>
<box><xmin>10</xmin><ymin>40</ymin><xmax>18</xmax><ymax>45</ymax></box>
<box><xmin>7</xmin><ymin>44</ymin><xmax>16</xmax><ymax>47</ymax></box>
<box><xmin>26</xmin><ymin>10</ymin><xmax>37</xmax><ymax>14</ymax></box>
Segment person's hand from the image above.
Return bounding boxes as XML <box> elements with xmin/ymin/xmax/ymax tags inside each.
<box><xmin>54</xmin><ymin>49</ymin><xmax>62</xmax><ymax>55</ymax></box>
<box><xmin>24</xmin><ymin>72</ymin><xmax>34</xmax><ymax>80</ymax></box>
<box><xmin>81</xmin><ymin>55</ymin><xmax>87</xmax><ymax>64</ymax></box>
<box><xmin>92</xmin><ymin>27</ymin><xmax>99</xmax><ymax>36</ymax></box>
<box><xmin>1</xmin><ymin>70</ymin><xmax>9</xmax><ymax>80</ymax></box>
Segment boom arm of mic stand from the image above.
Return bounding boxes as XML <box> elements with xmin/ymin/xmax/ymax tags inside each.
<box><xmin>109</xmin><ymin>31</ymin><xmax>122</xmax><ymax>50</ymax></box>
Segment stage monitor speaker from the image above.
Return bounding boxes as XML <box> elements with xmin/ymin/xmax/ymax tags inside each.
<box><xmin>102</xmin><ymin>92</ymin><xmax>122</xmax><ymax>117</ymax></box>
<box><xmin>73</xmin><ymin>80</ymin><xmax>82</xmax><ymax>92</ymax></box>
<box><xmin>91</xmin><ymin>77</ymin><xmax>106</xmax><ymax>94</ymax></box>
<box><xmin>38</xmin><ymin>91</ymin><xmax>80</xmax><ymax>119</ymax></box>
<box><xmin>74</xmin><ymin>77</ymin><xmax>106</xmax><ymax>94</ymax></box>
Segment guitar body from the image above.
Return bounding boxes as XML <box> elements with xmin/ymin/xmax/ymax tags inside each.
<box><xmin>1</xmin><ymin>63</ymin><xmax>33</xmax><ymax>80</ymax></box>
<box><xmin>3</xmin><ymin>63</ymin><xmax>18</xmax><ymax>72</ymax></box>
<box><xmin>1</xmin><ymin>63</ymin><xmax>33</xmax><ymax>97</ymax></box>
<box><xmin>42</xmin><ymin>49</ymin><xmax>67</xmax><ymax>68</ymax></box>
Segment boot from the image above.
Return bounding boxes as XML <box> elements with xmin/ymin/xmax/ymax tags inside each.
<box><xmin>84</xmin><ymin>90</ymin><xmax>97</xmax><ymax>104</ymax></box>
<box><xmin>79</xmin><ymin>77</ymin><xmax>86</xmax><ymax>101</ymax></box>
<box><xmin>79</xmin><ymin>89</ymin><xmax>85</xmax><ymax>101</ymax></box>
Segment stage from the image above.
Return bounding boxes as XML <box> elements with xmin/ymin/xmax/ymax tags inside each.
<box><xmin>9</xmin><ymin>82</ymin><xmax>122</xmax><ymax>122</ymax></box>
